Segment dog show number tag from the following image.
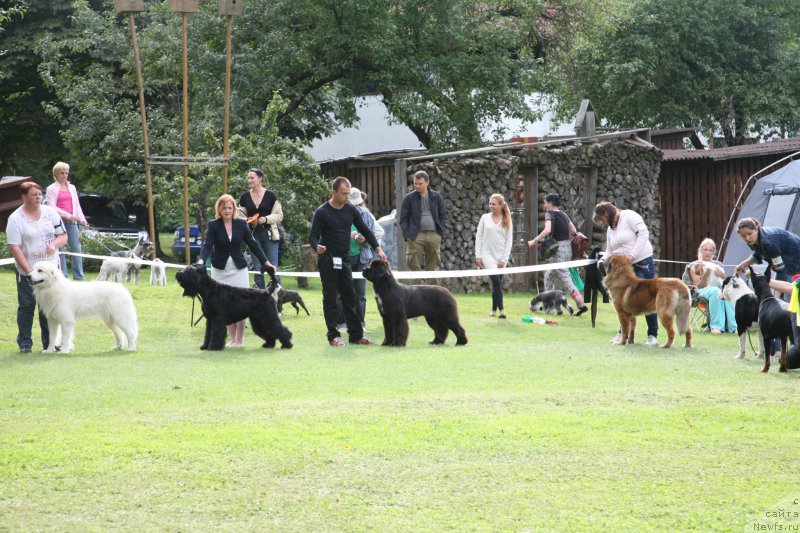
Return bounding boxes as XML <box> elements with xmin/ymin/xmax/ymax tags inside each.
<box><xmin>771</xmin><ymin>255</ymin><xmax>785</xmax><ymax>271</ymax></box>
<box><xmin>332</xmin><ymin>256</ymin><xmax>343</xmax><ymax>270</ymax></box>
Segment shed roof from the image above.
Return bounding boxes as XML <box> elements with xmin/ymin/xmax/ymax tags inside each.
<box><xmin>662</xmin><ymin>137</ymin><xmax>800</xmax><ymax>162</ymax></box>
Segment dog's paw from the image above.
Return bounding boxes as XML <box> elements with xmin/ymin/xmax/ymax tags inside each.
<box><xmin>735</xmin><ymin>353</ymin><xmax>746</xmax><ymax>359</ymax></box>
<box><xmin>280</xmin><ymin>342</ymin><xmax>292</xmax><ymax>349</ymax></box>
<box><xmin>43</xmin><ymin>348</ymin><xmax>57</xmax><ymax>353</ymax></box>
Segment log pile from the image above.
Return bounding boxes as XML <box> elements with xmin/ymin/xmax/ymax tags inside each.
<box><xmin>405</xmin><ymin>140</ymin><xmax>662</xmax><ymax>294</ymax></box>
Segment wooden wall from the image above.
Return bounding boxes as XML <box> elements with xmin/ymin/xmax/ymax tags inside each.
<box><xmin>318</xmin><ymin>160</ymin><xmax>396</xmax><ymax>218</ymax></box>
<box><xmin>658</xmin><ymin>155</ymin><xmax>790</xmax><ymax>278</ymax></box>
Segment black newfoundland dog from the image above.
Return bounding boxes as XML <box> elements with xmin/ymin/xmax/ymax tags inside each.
<box><xmin>175</xmin><ymin>264</ymin><xmax>292</xmax><ymax>350</ymax></box>
<box><xmin>362</xmin><ymin>259</ymin><xmax>467</xmax><ymax>347</ymax></box>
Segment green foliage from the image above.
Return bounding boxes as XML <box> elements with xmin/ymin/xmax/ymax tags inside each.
<box><xmin>1</xmin><ymin>272</ymin><xmax>799</xmax><ymax>529</ymax></box>
<box><xmin>547</xmin><ymin>0</ymin><xmax>800</xmax><ymax>145</ymax></box>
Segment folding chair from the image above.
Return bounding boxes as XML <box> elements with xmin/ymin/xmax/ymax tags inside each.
<box><xmin>689</xmin><ymin>289</ymin><xmax>710</xmax><ymax>333</ymax></box>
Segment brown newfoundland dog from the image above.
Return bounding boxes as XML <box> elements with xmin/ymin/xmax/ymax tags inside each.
<box><xmin>602</xmin><ymin>255</ymin><xmax>692</xmax><ymax>348</ymax></box>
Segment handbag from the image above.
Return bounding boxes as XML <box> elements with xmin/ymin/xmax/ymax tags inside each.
<box><xmin>539</xmin><ymin>235</ymin><xmax>560</xmax><ymax>260</ymax></box>
<box><xmin>571</xmin><ymin>232</ymin><xmax>589</xmax><ymax>260</ymax></box>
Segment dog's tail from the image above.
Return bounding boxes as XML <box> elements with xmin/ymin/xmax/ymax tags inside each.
<box><xmin>676</xmin><ymin>284</ymin><xmax>692</xmax><ymax>335</ymax></box>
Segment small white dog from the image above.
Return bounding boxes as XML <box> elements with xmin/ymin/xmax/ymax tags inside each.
<box><xmin>28</xmin><ymin>261</ymin><xmax>138</xmax><ymax>353</ymax></box>
<box><xmin>149</xmin><ymin>258</ymin><xmax>167</xmax><ymax>286</ymax></box>
<box><xmin>96</xmin><ymin>257</ymin><xmax>128</xmax><ymax>283</ymax></box>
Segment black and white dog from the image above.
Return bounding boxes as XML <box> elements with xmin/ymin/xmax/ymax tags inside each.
<box><xmin>529</xmin><ymin>290</ymin><xmax>574</xmax><ymax>316</ymax></box>
<box><xmin>720</xmin><ymin>275</ymin><xmax>766</xmax><ymax>360</ymax></box>
<box><xmin>175</xmin><ymin>264</ymin><xmax>292</xmax><ymax>350</ymax></box>
<box><xmin>266</xmin><ymin>279</ymin><xmax>309</xmax><ymax>317</ymax></box>
<box><xmin>749</xmin><ymin>267</ymin><xmax>794</xmax><ymax>373</ymax></box>
<box><xmin>362</xmin><ymin>259</ymin><xmax>467</xmax><ymax>347</ymax></box>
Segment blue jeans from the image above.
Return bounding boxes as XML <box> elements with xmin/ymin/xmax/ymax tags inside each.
<box><xmin>250</xmin><ymin>229</ymin><xmax>280</xmax><ymax>288</ymax></box>
<box><xmin>59</xmin><ymin>220</ymin><xmax>84</xmax><ymax>280</ymax></box>
<box><xmin>16</xmin><ymin>270</ymin><xmax>49</xmax><ymax>350</ymax></box>
<box><xmin>632</xmin><ymin>256</ymin><xmax>659</xmax><ymax>338</ymax></box>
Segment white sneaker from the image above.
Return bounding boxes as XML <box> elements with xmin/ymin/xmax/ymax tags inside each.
<box><xmin>610</xmin><ymin>333</ymin><xmax>622</xmax><ymax>345</ymax></box>
<box><xmin>645</xmin><ymin>335</ymin><xmax>659</xmax><ymax>347</ymax></box>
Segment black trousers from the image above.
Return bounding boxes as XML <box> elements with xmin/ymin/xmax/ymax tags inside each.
<box><xmin>318</xmin><ymin>254</ymin><xmax>364</xmax><ymax>342</ymax></box>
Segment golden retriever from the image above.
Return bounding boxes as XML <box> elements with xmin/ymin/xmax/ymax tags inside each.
<box><xmin>602</xmin><ymin>255</ymin><xmax>692</xmax><ymax>348</ymax></box>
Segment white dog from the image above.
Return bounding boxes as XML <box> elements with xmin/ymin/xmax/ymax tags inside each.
<box><xmin>28</xmin><ymin>261</ymin><xmax>138</xmax><ymax>353</ymax></box>
<box><xmin>149</xmin><ymin>258</ymin><xmax>167</xmax><ymax>286</ymax></box>
<box><xmin>96</xmin><ymin>257</ymin><xmax>128</xmax><ymax>283</ymax></box>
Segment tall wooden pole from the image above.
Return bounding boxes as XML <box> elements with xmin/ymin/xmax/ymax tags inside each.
<box><xmin>181</xmin><ymin>12</ymin><xmax>191</xmax><ymax>265</ymax></box>
<box><xmin>127</xmin><ymin>12</ymin><xmax>157</xmax><ymax>257</ymax></box>
<box><xmin>221</xmin><ymin>15</ymin><xmax>233</xmax><ymax>194</ymax></box>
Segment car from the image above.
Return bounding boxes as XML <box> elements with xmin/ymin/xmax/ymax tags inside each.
<box><xmin>77</xmin><ymin>193</ymin><xmax>149</xmax><ymax>243</ymax></box>
<box><xmin>172</xmin><ymin>224</ymin><xmax>203</xmax><ymax>262</ymax></box>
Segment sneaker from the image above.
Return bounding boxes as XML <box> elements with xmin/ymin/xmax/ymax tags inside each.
<box><xmin>489</xmin><ymin>311</ymin><xmax>496</xmax><ymax>317</ymax></box>
<box><xmin>498</xmin><ymin>312</ymin><xmax>507</xmax><ymax>319</ymax></box>
<box><xmin>645</xmin><ymin>335</ymin><xmax>659</xmax><ymax>346</ymax></box>
<box><xmin>328</xmin><ymin>337</ymin><xmax>346</xmax><ymax>347</ymax></box>
<box><xmin>576</xmin><ymin>305</ymin><xmax>589</xmax><ymax>316</ymax></box>
<box><xmin>609</xmin><ymin>333</ymin><xmax>622</xmax><ymax>345</ymax></box>
<box><xmin>351</xmin><ymin>337</ymin><xmax>376</xmax><ymax>346</ymax></box>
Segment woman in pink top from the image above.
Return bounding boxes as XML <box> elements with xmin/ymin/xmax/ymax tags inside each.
<box><xmin>45</xmin><ymin>161</ymin><xmax>88</xmax><ymax>280</ymax></box>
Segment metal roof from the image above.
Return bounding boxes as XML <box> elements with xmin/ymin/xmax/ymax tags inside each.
<box><xmin>662</xmin><ymin>137</ymin><xmax>800</xmax><ymax>162</ymax></box>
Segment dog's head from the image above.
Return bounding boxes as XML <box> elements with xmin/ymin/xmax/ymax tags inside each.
<box><xmin>133</xmin><ymin>237</ymin><xmax>154</xmax><ymax>258</ymax></box>
<box><xmin>720</xmin><ymin>275</ymin><xmax>752</xmax><ymax>302</ymax></box>
<box><xmin>27</xmin><ymin>261</ymin><xmax>62</xmax><ymax>289</ymax></box>
<box><xmin>175</xmin><ymin>263</ymin><xmax>209</xmax><ymax>297</ymax></box>
<box><xmin>601</xmin><ymin>255</ymin><xmax>633</xmax><ymax>288</ymax></box>
<box><xmin>748</xmin><ymin>266</ymin><xmax>773</xmax><ymax>302</ymax></box>
<box><xmin>362</xmin><ymin>259</ymin><xmax>391</xmax><ymax>282</ymax></box>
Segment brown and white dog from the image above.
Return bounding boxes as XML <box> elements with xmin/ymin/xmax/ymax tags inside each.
<box><xmin>602</xmin><ymin>255</ymin><xmax>692</xmax><ymax>348</ymax></box>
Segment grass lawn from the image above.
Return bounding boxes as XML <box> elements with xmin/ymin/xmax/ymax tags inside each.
<box><xmin>1</xmin><ymin>268</ymin><xmax>798</xmax><ymax>531</ymax></box>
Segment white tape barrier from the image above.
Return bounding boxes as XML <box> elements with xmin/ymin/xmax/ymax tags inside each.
<box><xmin>38</xmin><ymin>251</ymin><xmax>595</xmax><ymax>280</ymax></box>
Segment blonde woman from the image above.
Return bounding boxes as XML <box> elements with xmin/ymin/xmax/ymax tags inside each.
<box><xmin>45</xmin><ymin>161</ymin><xmax>88</xmax><ymax>280</ymax></box>
<box><xmin>682</xmin><ymin>238</ymin><xmax>735</xmax><ymax>334</ymax></box>
<box><xmin>198</xmin><ymin>194</ymin><xmax>274</xmax><ymax>348</ymax></box>
<box><xmin>475</xmin><ymin>194</ymin><xmax>513</xmax><ymax>318</ymax></box>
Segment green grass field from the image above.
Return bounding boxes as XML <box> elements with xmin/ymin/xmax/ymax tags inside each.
<box><xmin>1</xmin><ymin>268</ymin><xmax>798</xmax><ymax>531</ymax></box>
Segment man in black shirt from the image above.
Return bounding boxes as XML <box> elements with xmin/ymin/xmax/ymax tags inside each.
<box><xmin>310</xmin><ymin>177</ymin><xmax>388</xmax><ymax>346</ymax></box>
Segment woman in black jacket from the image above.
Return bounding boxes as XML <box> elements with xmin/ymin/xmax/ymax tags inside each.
<box><xmin>198</xmin><ymin>194</ymin><xmax>274</xmax><ymax>347</ymax></box>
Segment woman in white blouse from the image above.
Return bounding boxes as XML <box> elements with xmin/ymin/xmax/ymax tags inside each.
<box><xmin>475</xmin><ymin>194</ymin><xmax>513</xmax><ymax>318</ymax></box>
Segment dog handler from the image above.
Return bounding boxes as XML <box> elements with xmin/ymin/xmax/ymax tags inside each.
<box><xmin>198</xmin><ymin>194</ymin><xmax>274</xmax><ymax>348</ymax></box>
<box><xmin>734</xmin><ymin>217</ymin><xmax>800</xmax><ymax>284</ymax></box>
<box><xmin>7</xmin><ymin>181</ymin><xmax>67</xmax><ymax>353</ymax></box>
<box><xmin>593</xmin><ymin>201</ymin><xmax>660</xmax><ymax>346</ymax></box>
<box><xmin>310</xmin><ymin>177</ymin><xmax>387</xmax><ymax>347</ymax></box>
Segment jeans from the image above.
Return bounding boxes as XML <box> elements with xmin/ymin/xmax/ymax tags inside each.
<box><xmin>250</xmin><ymin>228</ymin><xmax>280</xmax><ymax>288</ymax></box>
<box><xmin>697</xmin><ymin>286</ymin><xmax>736</xmax><ymax>332</ymax></box>
<box><xmin>489</xmin><ymin>274</ymin><xmax>504</xmax><ymax>312</ymax></box>
<box><xmin>16</xmin><ymin>270</ymin><xmax>49</xmax><ymax>350</ymax></box>
<box><xmin>318</xmin><ymin>254</ymin><xmax>363</xmax><ymax>342</ymax></box>
<box><xmin>59</xmin><ymin>220</ymin><xmax>84</xmax><ymax>280</ymax></box>
<box><xmin>632</xmin><ymin>256</ymin><xmax>659</xmax><ymax>337</ymax></box>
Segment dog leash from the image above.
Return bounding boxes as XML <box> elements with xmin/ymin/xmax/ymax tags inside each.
<box><xmin>191</xmin><ymin>295</ymin><xmax>205</xmax><ymax>327</ymax></box>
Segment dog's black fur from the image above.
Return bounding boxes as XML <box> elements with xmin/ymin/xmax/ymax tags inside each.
<box><xmin>529</xmin><ymin>290</ymin><xmax>574</xmax><ymax>316</ymax></box>
<box><xmin>175</xmin><ymin>264</ymin><xmax>292</xmax><ymax>350</ymax></box>
<box><xmin>362</xmin><ymin>259</ymin><xmax>467</xmax><ymax>347</ymax></box>
<box><xmin>266</xmin><ymin>279</ymin><xmax>309</xmax><ymax>316</ymax></box>
<box><xmin>749</xmin><ymin>267</ymin><xmax>793</xmax><ymax>372</ymax></box>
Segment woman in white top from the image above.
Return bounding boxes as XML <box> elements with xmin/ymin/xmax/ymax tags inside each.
<box><xmin>593</xmin><ymin>201</ymin><xmax>659</xmax><ymax>346</ymax></box>
<box><xmin>682</xmin><ymin>238</ymin><xmax>736</xmax><ymax>334</ymax></box>
<box><xmin>475</xmin><ymin>194</ymin><xmax>513</xmax><ymax>318</ymax></box>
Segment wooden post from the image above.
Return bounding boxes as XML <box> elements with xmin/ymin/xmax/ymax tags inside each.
<box><xmin>583</xmin><ymin>166</ymin><xmax>598</xmax><ymax>247</ymax></box>
<box><xmin>124</xmin><ymin>12</ymin><xmax>157</xmax><ymax>258</ymax></box>
<box><xmin>221</xmin><ymin>14</ymin><xmax>233</xmax><ymax>194</ymax></box>
<box><xmin>181</xmin><ymin>11</ymin><xmax>191</xmax><ymax>264</ymax></box>
<box><xmin>394</xmin><ymin>158</ymin><xmax>407</xmax><ymax>269</ymax></box>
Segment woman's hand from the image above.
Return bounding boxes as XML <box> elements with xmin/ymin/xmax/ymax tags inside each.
<box><xmin>527</xmin><ymin>239</ymin><xmax>537</xmax><ymax>247</ymax></box>
<box><xmin>475</xmin><ymin>257</ymin><xmax>483</xmax><ymax>268</ymax></box>
<box><xmin>497</xmin><ymin>260</ymin><xmax>505</xmax><ymax>268</ymax></box>
<box><xmin>258</xmin><ymin>216</ymin><xmax>266</xmax><ymax>225</ymax></box>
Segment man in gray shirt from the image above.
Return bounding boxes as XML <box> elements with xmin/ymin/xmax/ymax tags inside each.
<box><xmin>399</xmin><ymin>171</ymin><xmax>446</xmax><ymax>276</ymax></box>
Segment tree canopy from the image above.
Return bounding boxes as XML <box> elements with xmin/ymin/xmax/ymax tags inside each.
<box><xmin>546</xmin><ymin>0</ymin><xmax>800</xmax><ymax>146</ymax></box>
